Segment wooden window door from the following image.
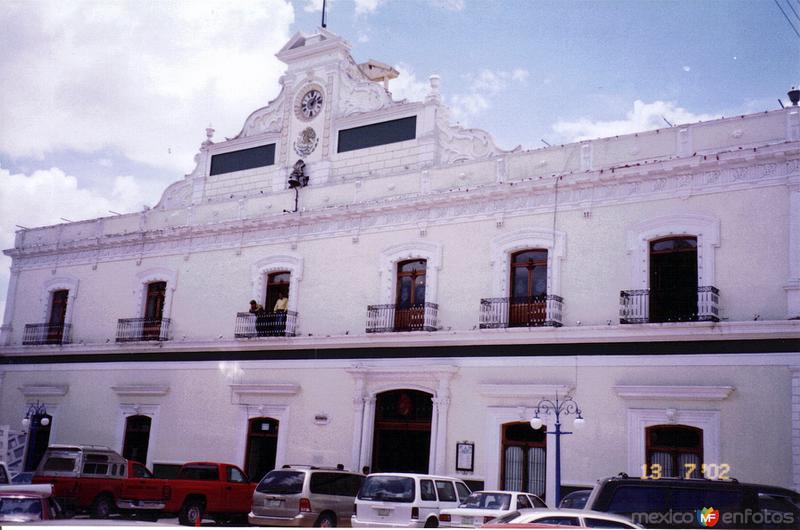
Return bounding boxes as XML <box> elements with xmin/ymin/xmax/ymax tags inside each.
<box><xmin>395</xmin><ymin>259</ymin><xmax>426</xmax><ymax>331</ymax></box>
<box><xmin>649</xmin><ymin>237</ymin><xmax>697</xmax><ymax>322</ymax></box>
<box><xmin>501</xmin><ymin>422</ymin><xmax>546</xmax><ymax>496</ymax></box>
<box><xmin>646</xmin><ymin>425</ymin><xmax>703</xmax><ymax>478</ymax></box>
<box><xmin>509</xmin><ymin>250</ymin><xmax>548</xmax><ymax>327</ymax></box>
<box><xmin>143</xmin><ymin>282</ymin><xmax>166</xmax><ymax>339</ymax></box>
<box><xmin>47</xmin><ymin>289</ymin><xmax>68</xmax><ymax>343</ymax></box>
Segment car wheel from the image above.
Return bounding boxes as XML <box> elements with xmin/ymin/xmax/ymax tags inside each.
<box><xmin>90</xmin><ymin>494</ymin><xmax>114</xmax><ymax>519</ymax></box>
<box><xmin>315</xmin><ymin>513</ymin><xmax>337</xmax><ymax>527</ymax></box>
<box><xmin>179</xmin><ymin>499</ymin><xmax>204</xmax><ymax>526</ymax></box>
<box><xmin>424</xmin><ymin>517</ymin><xmax>439</xmax><ymax>528</ymax></box>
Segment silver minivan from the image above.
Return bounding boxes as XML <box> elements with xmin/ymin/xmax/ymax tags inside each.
<box><xmin>249</xmin><ymin>466</ymin><xmax>364</xmax><ymax>527</ymax></box>
<box><xmin>352</xmin><ymin>473</ymin><xmax>471</xmax><ymax>528</ymax></box>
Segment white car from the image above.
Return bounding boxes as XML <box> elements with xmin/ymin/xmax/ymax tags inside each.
<box><xmin>485</xmin><ymin>508</ymin><xmax>643</xmax><ymax>528</ymax></box>
<box><xmin>438</xmin><ymin>490</ymin><xmax>546</xmax><ymax>527</ymax></box>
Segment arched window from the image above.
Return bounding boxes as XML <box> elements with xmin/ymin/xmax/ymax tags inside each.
<box><xmin>265</xmin><ymin>272</ymin><xmax>290</xmax><ymax>312</ymax></box>
<box><xmin>372</xmin><ymin>389</ymin><xmax>433</xmax><ymax>473</ymax></box>
<box><xmin>394</xmin><ymin>259</ymin><xmax>427</xmax><ymax>331</ymax></box>
<box><xmin>502</xmin><ymin>422</ymin><xmax>546</xmax><ymax>496</ymax></box>
<box><xmin>646</xmin><ymin>425</ymin><xmax>703</xmax><ymax>478</ymax></box>
<box><xmin>509</xmin><ymin>250</ymin><xmax>548</xmax><ymax>327</ymax></box>
<box><xmin>649</xmin><ymin>236</ymin><xmax>698</xmax><ymax>322</ymax></box>
<box><xmin>47</xmin><ymin>290</ymin><xmax>69</xmax><ymax>343</ymax></box>
<box><xmin>123</xmin><ymin>415</ymin><xmax>152</xmax><ymax>464</ymax></box>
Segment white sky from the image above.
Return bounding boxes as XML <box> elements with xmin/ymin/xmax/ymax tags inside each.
<box><xmin>1</xmin><ymin>0</ymin><xmax>798</xmax><ymax>316</ymax></box>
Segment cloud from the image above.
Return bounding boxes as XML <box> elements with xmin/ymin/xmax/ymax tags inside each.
<box><xmin>447</xmin><ymin>68</ymin><xmax>530</xmax><ymax>124</ymax></box>
<box><xmin>683</xmin><ymin>65</ymin><xmax>691</xmax><ymax>72</ymax></box>
<box><xmin>431</xmin><ymin>0</ymin><xmax>465</xmax><ymax>10</ymax></box>
<box><xmin>389</xmin><ymin>64</ymin><xmax>431</xmax><ymax>102</ymax></box>
<box><xmin>355</xmin><ymin>0</ymin><xmax>383</xmax><ymax>15</ymax></box>
<box><xmin>0</xmin><ymin>165</ymin><xmax>159</xmax><ymax>318</ymax></box>
<box><xmin>304</xmin><ymin>0</ymin><xmax>324</xmax><ymax>12</ymax></box>
<box><xmin>552</xmin><ymin>100</ymin><xmax>720</xmax><ymax>142</ymax></box>
<box><xmin>0</xmin><ymin>0</ymin><xmax>295</xmax><ymax>175</ymax></box>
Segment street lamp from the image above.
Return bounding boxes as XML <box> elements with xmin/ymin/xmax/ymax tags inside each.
<box><xmin>22</xmin><ymin>401</ymin><xmax>49</xmax><ymax>430</ymax></box>
<box><xmin>530</xmin><ymin>393</ymin><xmax>584</xmax><ymax>506</ymax></box>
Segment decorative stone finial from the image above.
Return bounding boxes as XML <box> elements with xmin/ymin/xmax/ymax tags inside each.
<box><xmin>427</xmin><ymin>74</ymin><xmax>442</xmax><ymax>103</ymax></box>
<box><xmin>202</xmin><ymin>124</ymin><xmax>215</xmax><ymax>147</ymax></box>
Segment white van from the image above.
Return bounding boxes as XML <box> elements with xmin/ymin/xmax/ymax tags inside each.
<box><xmin>352</xmin><ymin>473</ymin><xmax>471</xmax><ymax>528</ymax></box>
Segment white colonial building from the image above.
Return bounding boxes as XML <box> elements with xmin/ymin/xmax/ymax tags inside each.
<box><xmin>1</xmin><ymin>29</ymin><xmax>799</xmax><ymax>503</ymax></box>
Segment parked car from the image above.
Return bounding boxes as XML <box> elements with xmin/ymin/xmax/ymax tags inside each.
<box><xmin>352</xmin><ymin>473</ymin><xmax>471</xmax><ymax>528</ymax></box>
<box><xmin>558</xmin><ymin>490</ymin><xmax>591</xmax><ymax>509</ymax></box>
<box><xmin>249</xmin><ymin>465</ymin><xmax>364</xmax><ymax>527</ymax></box>
<box><xmin>438</xmin><ymin>490</ymin><xmax>546</xmax><ymax>527</ymax></box>
<box><xmin>484</xmin><ymin>508</ymin><xmax>643</xmax><ymax>528</ymax></box>
<box><xmin>0</xmin><ymin>484</ymin><xmax>63</xmax><ymax>523</ymax></box>
<box><xmin>584</xmin><ymin>474</ymin><xmax>800</xmax><ymax>529</ymax></box>
<box><xmin>31</xmin><ymin>444</ymin><xmax>169</xmax><ymax>518</ymax></box>
<box><xmin>163</xmin><ymin>461</ymin><xmax>256</xmax><ymax>526</ymax></box>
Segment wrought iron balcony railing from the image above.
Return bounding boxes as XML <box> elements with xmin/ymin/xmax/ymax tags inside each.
<box><xmin>22</xmin><ymin>323</ymin><xmax>72</xmax><ymax>345</ymax></box>
<box><xmin>234</xmin><ymin>311</ymin><xmax>297</xmax><ymax>338</ymax></box>
<box><xmin>619</xmin><ymin>286</ymin><xmax>719</xmax><ymax>324</ymax></box>
<box><xmin>479</xmin><ymin>295</ymin><xmax>564</xmax><ymax>328</ymax></box>
<box><xmin>366</xmin><ymin>302</ymin><xmax>439</xmax><ymax>333</ymax></box>
<box><xmin>116</xmin><ymin>318</ymin><xmax>171</xmax><ymax>342</ymax></box>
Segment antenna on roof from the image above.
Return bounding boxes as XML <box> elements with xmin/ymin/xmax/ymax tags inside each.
<box><xmin>662</xmin><ymin>116</ymin><xmax>674</xmax><ymax>127</ymax></box>
<box><xmin>321</xmin><ymin>0</ymin><xmax>327</xmax><ymax>28</ymax></box>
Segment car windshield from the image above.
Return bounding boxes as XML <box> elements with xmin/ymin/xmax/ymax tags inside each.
<box><xmin>0</xmin><ymin>497</ymin><xmax>43</xmax><ymax>521</ymax></box>
<box><xmin>357</xmin><ymin>476</ymin><xmax>415</xmax><ymax>503</ymax></box>
<box><xmin>256</xmin><ymin>470</ymin><xmax>305</xmax><ymax>494</ymax></box>
<box><xmin>459</xmin><ymin>492</ymin><xmax>512</xmax><ymax>510</ymax></box>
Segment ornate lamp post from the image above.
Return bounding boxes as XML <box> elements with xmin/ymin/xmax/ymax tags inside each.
<box><xmin>530</xmin><ymin>393</ymin><xmax>585</xmax><ymax>506</ymax></box>
<box><xmin>22</xmin><ymin>401</ymin><xmax>49</xmax><ymax>430</ymax></box>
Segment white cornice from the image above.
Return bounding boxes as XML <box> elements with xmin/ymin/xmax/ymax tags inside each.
<box><xmin>229</xmin><ymin>383</ymin><xmax>301</xmax><ymax>397</ymax></box>
<box><xmin>613</xmin><ymin>385</ymin><xmax>735</xmax><ymax>400</ymax></box>
<box><xmin>111</xmin><ymin>385</ymin><xmax>170</xmax><ymax>396</ymax></box>
<box><xmin>18</xmin><ymin>384</ymin><xmax>69</xmax><ymax>397</ymax></box>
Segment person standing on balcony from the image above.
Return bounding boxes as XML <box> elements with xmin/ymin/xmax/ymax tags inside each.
<box><xmin>272</xmin><ymin>292</ymin><xmax>288</xmax><ymax>335</ymax></box>
<box><xmin>249</xmin><ymin>300</ymin><xmax>266</xmax><ymax>336</ymax></box>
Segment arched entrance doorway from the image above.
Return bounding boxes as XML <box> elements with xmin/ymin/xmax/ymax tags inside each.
<box><xmin>245</xmin><ymin>417</ymin><xmax>279</xmax><ymax>483</ymax></box>
<box><xmin>371</xmin><ymin>390</ymin><xmax>432</xmax><ymax>473</ymax></box>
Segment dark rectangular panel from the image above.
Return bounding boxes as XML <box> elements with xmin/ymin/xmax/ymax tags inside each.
<box><xmin>210</xmin><ymin>144</ymin><xmax>276</xmax><ymax>176</ymax></box>
<box><xmin>337</xmin><ymin>116</ymin><xmax>417</xmax><ymax>153</ymax></box>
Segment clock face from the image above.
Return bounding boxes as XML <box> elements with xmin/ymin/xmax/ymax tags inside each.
<box><xmin>298</xmin><ymin>89</ymin><xmax>323</xmax><ymax>120</ymax></box>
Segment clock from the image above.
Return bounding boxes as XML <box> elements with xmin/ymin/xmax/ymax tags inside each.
<box><xmin>296</xmin><ymin>87</ymin><xmax>324</xmax><ymax>121</ymax></box>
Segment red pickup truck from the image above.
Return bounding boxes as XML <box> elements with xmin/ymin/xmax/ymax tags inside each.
<box><xmin>164</xmin><ymin>461</ymin><xmax>255</xmax><ymax>525</ymax></box>
<box><xmin>32</xmin><ymin>446</ymin><xmax>255</xmax><ymax>525</ymax></box>
<box><xmin>31</xmin><ymin>445</ymin><xmax>168</xmax><ymax>518</ymax></box>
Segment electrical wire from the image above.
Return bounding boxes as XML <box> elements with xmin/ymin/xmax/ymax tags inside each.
<box><xmin>775</xmin><ymin>0</ymin><xmax>800</xmax><ymax>38</ymax></box>
<box><xmin>786</xmin><ymin>0</ymin><xmax>800</xmax><ymax>23</ymax></box>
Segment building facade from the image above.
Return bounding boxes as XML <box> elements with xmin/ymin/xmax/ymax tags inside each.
<box><xmin>1</xmin><ymin>29</ymin><xmax>799</xmax><ymax>503</ymax></box>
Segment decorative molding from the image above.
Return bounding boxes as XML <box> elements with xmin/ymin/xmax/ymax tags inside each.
<box><xmin>478</xmin><ymin>384</ymin><xmax>573</xmax><ymax>399</ymax></box>
<box><xmin>38</xmin><ymin>276</ymin><xmax>79</xmax><ymax>326</ymax></box>
<box><xmin>490</xmin><ymin>228</ymin><xmax>567</xmax><ymax>298</ymax></box>
<box><xmin>251</xmin><ymin>253</ymin><xmax>304</xmax><ymax>313</ymax></box>
<box><xmin>626</xmin><ymin>408</ymin><xmax>720</xmax><ymax>478</ymax></box>
<box><xmin>133</xmin><ymin>268</ymin><xmax>177</xmax><ymax>329</ymax></box>
<box><xmin>613</xmin><ymin>385</ymin><xmax>734</xmax><ymax>401</ymax></box>
<box><xmin>6</xmin><ymin>157</ymin><xmax>796</xmax><ymax>274</ymax></box>
<box><xmin>335</xmin><ymin>56</ymin><xmax>396</xmax><ymax>118</ymax></box>
<box><xmin>377</xmin><ymin>240</ymin><xmax>443</xmax><ymax>305</ymax></box>
<box><xmin>436</xmin><ymin>106</ymin><xmax>512</xmax><ymax>164</ymax></box>
<box><xmin>626</xmin><ymin>213</ymin><xmax>721</xmax><ymax>289</ymax></box>
<box><xmin>229</xmin><ymin>383</ymin><xmax>301</xmax><ymax>398</ymax></box>
<box><xmin>18</xmin><ymin>384</ymin><xmax>68</xmax><ymax>397</ymax></box>
<box><xmin>111</xmin><ymin>385</ymin><xmax>170</xmax><ymax>397</ymax></box>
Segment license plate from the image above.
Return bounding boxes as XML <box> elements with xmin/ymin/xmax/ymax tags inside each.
<box><xmin>265</xmin><ymin>499</ymin><xmax>281</xmax><ymax>507</ymax></box>
<box><xmin>377</xmin><ymin>508</ymin><xmax>390</xmax><ymax>516</ymax></box>
<box><xmin>461</xmin><ymin>516</ymin><xmax>474</xmax><ymax>526</ymax></box>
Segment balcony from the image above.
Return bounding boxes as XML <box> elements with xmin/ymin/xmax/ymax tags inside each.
<box><xmin>234</xmin><ymin>311</ymin><xmax>297</xmax><ymax>338</ymax></box>
<box><xmin>620</xmin><ymin>286</ymin><xmax>719</xmax><ymax>324</ymax></box>
<box><xmin>116</xmin><ymin>318</ymin><xmax>171</xmax><ymax>342</ymax></box>
<box><xmin>366</xmin><ymin>303</ymin><xmax>439</xmax><ymax>333</ymax></box>
<box><xmin>479</xmin><ymin>295</ymin><xmax>564</xmax><ymax>328</ymax></box>
<box><xmin>22</xmin><ymin>323</ymin><xmax>72</xmax><ymax>345</ymax></box>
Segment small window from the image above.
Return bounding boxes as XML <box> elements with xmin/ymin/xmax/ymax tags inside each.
<box><xmin>131</xmin><ymin>463</ymin><xmax>153</xmax><ymax>479</ymax></box>
<box><xmin>152</xmin><ymin>463</ymin><xmax>181</xmax><ymax>479</ymax></box>
<box><xmin>357</xmin><ymin>476</ymin><xmax>415</xmax><ymax>503</ymax></box>
<box><xmin>536</xmin><ymin>516</ymin><xmax>580</xmax><ymax>526</ymax></box>
<box><xmin>178</xmin><ymin>464</ymin><xmax>218</xmax><ymax>481</ymax></box>
<box><xmin>420</xmin><ymin>479</ymin><xmax>437</xmax><ymax>501</ymax></box>
<box><xmin>311</xmin><ymin>472</ymin><xmax>339</xmax><ymax>495</ymax></box>
<box><xmin>83</xmin><ymin>462</ymin><xmax>109</xmax><ymax>475</ymax></box>
<box><xmin>333</xmin><ymin>474</ymin><xmax>364</xmax><ymax>497</ymax></box>
<box><xmin>210</xmin><ymin>144</ymin><xmax>276</xmax><ymax>176</ymax></box>
<box><xmin>256</xmin><ymin>470</ymin><xmax>305</xmax><ymax>494</ymax></box>
<box><xmin>435</xmin><ymin>480</ymin><xmax>457</xmax><ymax>502</ymax></box>
<box><xmin>517</xmin><ymin>495</ymin><xmax>532</xmax><ymax>509</ymax></box>
<box><xmin>43</xmin><ymin>457</ymin><xmax>76</xmax><ymax>472</ymax></box>
<box><xmin>227</xmin><ymin>466</ymin><xmax>247</xmax><ymax>483</ymax></box>
<box><xmin>455</xmin><ymin>482</ymin><xmax>471</xmax><ymax>502</ymax></box>
<box><xmin>606</xmin><ymin>486</ymin><xmax>667</xmax><ymax>515</ymax></box>
<box><xmin>337</xmin><ymin>116</ymin><xmax>417</xmax><ymax>153</ymax></box>
<box><xmin>529</xmin><ymin>494</ymin><xmax>547</xmax><ymax>508</ymax></box>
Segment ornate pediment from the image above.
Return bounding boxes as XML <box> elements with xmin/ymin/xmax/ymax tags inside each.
<box><xmin>436</xmin><ymin>106</ymin><xmax>515</xmax><ymax>164</ymax></box>
<box><xmin>335</xmin><ymin>56</ymin><xmax>400</xmax><ymax>118</ymax></box>
<box><xmin>236</xmin><ymin>85</ymin><xmax>287</xmax><ymax>139</ymax></box>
